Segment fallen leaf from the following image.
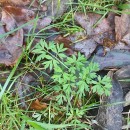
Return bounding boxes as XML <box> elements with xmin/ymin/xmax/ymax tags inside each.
<box><xmin>3</xmin><ymin>6</ymin><xmax>35</xmax><ymax>23</ymax></box>
<box><xmin>55</xmin><ymin>35</ymin><xmax>74</xmax><ymax>55</ymax></box>
<box><xmin>0</xmin><ymin>28</ymin><xmax>23</xmax><ymax>66</ymax></box>
<box><xmin>121</xmin><ymin>33</ymin><xmax>130</xmax><ymax>46</ymax></box>
<box><xmin>74</xmin><ymin>38</ymin><xmax>97</xmax><ymax>58</ymax></box>
<box><xmin>30</xmin><ymin>99</ymin><xmax>47</xmax><ymax>110</ymax></box>
<box><xmin>74</xmin><ymin>12</ymin><xmax>101</xmax><ymax>35</ymax></box>
<box><xmin>107</xmin><ymin>6</ymin><xmax>117</xmax><ymax>29</ymax></box>
<box><xmin>1</xmin><ymin>8</ymin><xmax>17</xmax><ymax>33</ymax></box>
<box><xmin>37</xmin><ymin>17</ymin><xmax>52</xmax><ymax>30</ymax></box>
<box><xmin>74</xmin><ymin>12</ymin><xmax>115</xmax><ymax>45</ymax></box>
<box><xmin>93</xmin><ymin>18</ymin><xmax>114</xmax><ymax>44</ymax></box>
<box><xmin>0</xmin><ymin>0</ymin><xmax>30</xmax><ymax>6</ymax></box>
<box><xmin>115</xmin><ymin>9</ymin><xmax>130</xmax><ymax>41</ymax></box>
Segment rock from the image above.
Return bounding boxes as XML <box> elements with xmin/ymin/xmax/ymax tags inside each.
<box><xmin>93</xmin><ymin>71</ymin><xmax>123</xmax><ymax>130</ymax></box>
<box><xmin>124</xmin><ymin>91</ymin><xmax>130</xmax><ymax>106</ymax></box>
<box><xmin>116</xmin><ymin>65</ymin><xmax>130</xmax><ymax>88</ymax></box>
<box><xmin>115</xmin><ymin>65</ymin><xmax>130</xmax><ymax>102</ymax></box>
<box><xmin>91</xmin><ymin>49</ymin><xmax>130</xmax><ymax>70</ymax></box>
<box><xmin>15</xmin><ymin>73</ymin><xmax>36</xmax><ymax>109</ymax></box>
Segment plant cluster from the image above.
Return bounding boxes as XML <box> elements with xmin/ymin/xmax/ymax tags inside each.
<box><xmin>30</xmin><ymin>39</ymin><xmax>112</xmax><ymax>128</ymax></box>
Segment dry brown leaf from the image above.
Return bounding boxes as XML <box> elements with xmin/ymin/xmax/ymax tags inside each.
<box><xmin>0</xmin><ymin>0</ymin><xmax>30</xmax><ymax>6</ymax></box>
<box><xmin>0</xmin><ymin>1</ymin><xmax>51</xmax><ymax>66</ymax></box>
<box><xmin>0</xmin><ymin>28</ymin><xmax>23</xmax><ymax>66</ymax></box>
<box><xmin>37</xmin><ymin>17</ymin><xmax>52</xmax><ymax>30</ymax></box>
<box><xmin>115</xmin><ymin>9</ymin><xmax>130</xmax><ymax>41</ymax></box>
<box><xmin>67</xmin><ymin>32</ymin><xmax>97</xmax><ymax>58</ymax></box>
<box><xmin>1</xmin><ymin>8</ymin><xmax>17</xmax><ymax>33</ymax></box>
<box><xmin>55</xmin><ymin>35</ymin><xmax>74</xmax><ymax>55</ymax></box>
<box><xmin>74</xmin><ymin>38</ymin><xmax>97</xmax><ymax>58</ymax></box>
<box><xmin>93</xmin><ymin>18</ymin><xmax>114</xmax><ymax>44</ymax></box>
<box><xmin>107</xmin><ymin>6</ymin><xmax>117</xmax><ymax>30</ymax></box>
<box><xmin>0</xmin><ymin>5</ymin><xmax>26</xmax><ymax>66</ymax></box>
<box><xmin>30</xmin><ymin>99</ymin><xmax>47</xmax><ymax>110</ymax></box>
<box><xmin>0</xmin><ymin>0</ymin><xmax>47</xmax><ymax>12</ymax></box>
<box><xmin>0</xmin><ymin>22</ymin><xmax>5</xmax><ymax>34</ymax></box>
<box><xmin>73</xmin><ymin>12</ymin><xmax>116</xmax><ymax>56</ymax></box>
<box><xmin>3</xmin><ymin>6</ymin><xmax>35</xmax><ymax>22</ymax></box>
<box><xmin>74</xmin><ymin>12</ymin><xmax>115</xmax><ymax>45</ymax></box>
<box><xmin>2</xmin><ymin>5</ymin><xmax>50</xmax><ymax>32</ymax></box>
<box><xmin>74</xmin><ymin>12</ymin><xmax>101</xmax><ymax>35</ymax></box>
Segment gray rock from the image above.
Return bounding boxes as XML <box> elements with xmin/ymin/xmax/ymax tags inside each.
<box><xmin>115</xmin><ymin>66</ymin><xmax>130</xmax><ymax>104</ymax></box>
<box><xmin>94</xmin><ymin>71</ymin><xmax>123</xmax><ymax>130</ymax></box>
<box><xmin>92</xmin><ymin>50</ymin><xmax>130</xmax><ymax>70</ymax></box>
<box><xmin>124</xmin><ymin>91</ymin><xmax>130</xmax><ymax>106</ymax></box>
<box><xmin>116</xmin><ymin>65</ymin><xmax>130</xmax><ymax>88</ymax></box>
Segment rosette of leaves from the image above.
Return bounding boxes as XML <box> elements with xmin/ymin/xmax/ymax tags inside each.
<box><xmin>33</xmin><ymin>39</ymin><xmax>112</xmax><ymax>105</ymax></box>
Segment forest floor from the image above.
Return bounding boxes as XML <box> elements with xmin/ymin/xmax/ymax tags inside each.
<box><xmin>0</xmin><ymin>0</ymin><xmax>130</xmax><ymax>130</ymax></box>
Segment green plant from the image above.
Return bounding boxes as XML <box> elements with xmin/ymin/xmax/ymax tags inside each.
<box><xmin>31</xmin><ymin>39</ymin><xmax>112</xmax><ymax>128</ymax></box>
<box><xmin>33</xmin><ymin>39</ymin><xmax>111</xmax><ymax>101</ymax></box>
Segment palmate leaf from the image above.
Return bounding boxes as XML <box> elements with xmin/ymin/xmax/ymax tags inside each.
<box><xmin>104</xmin><ymin>89</ymin><xmax>111</xmax><ymax>96</ymax></box>
<box><xmin>92</xmin><ymin>84</ymin><xmax>99</xmax><ymax>93</ymax></box>
<box><xmin>42</xmin><ymin>60</ymin><xmax>53</xmax><ymax>70</ymax></box>
<box><xmin>52</xmin><ymin>73</ymin><xmax>63</xmax><ymax>84</ymax></box>
<box><xmin>69</xmin><ymin>74</ymin><xmax>76</xmax><ymax>82</ymax></box>
<box><xmin>56</xmin><ymin>94</ymin><xmax>67</xmax><ymax>105</ymax></box>
<box><xmin>32</xmin><ymin>49</ymin><xmax>44</xmax><ymax>54</ymax></box>
<box><xmin>54</xmin><ymin>66</ymin><xmax>63</xmax><ymax>73</ymax></box>
<box><xmin>40</xmin><ymin>39</ymin><xmax>48</xmax><ymax>49</ymax></box>
<box><xmin>69</xmin><ymin>66</ymin><xmax>76</xmax><ymax>74</ymax></box>
<box><xmin>88</xmin><ymin>62</ymin><xmax>99</xmax><ymax>72</ymax></box>
<box><xmin>57</xmin><ymin>43</ymin><xmax>67</xmax><ymax>53</ymax></box>
<box><xmin>66</xmin><ymin>57</ymin><xmax>74</xmax><ymax>64</ymax></box>
<box><xmin>52</xmin><ymin>59</ymin><xmax>59</xmax><ymax>68</ymax></box>
<box><xmin>44</xmin><ymin>55</ymin><xmax>53</xmax><ymax>60</ymax></box>
<box><xmin>63</xmin><ymin>72</ymin><xmax>70</xmax><ymax>82</ymax></box>
<box><xmin>58</xmin><ymin>53</ymin><xmax>66</xmax><ymax>59</ymax></box>
<box><xmin>48</xmin><ymin>41</ymin><xmax>56</xmax><ymax>50</ymax></box>
<box><xmin>51</xmin><ymin>45</ymin><xmax>58</xmax><ymax>54</ymax></box>
<box><xmin>35</xmin><ymin>52</ymin><xmax>46</xmax><ymax>62</ymax></box>
<box><xmin>101</xmin><ymin>76</ymin><xmax>111</xmax><ymax>83</ymax></box>
<box><xmin>77</xmin><ymin>81</ymin><xmax>89</xmax><ymax>98</ymax></box>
